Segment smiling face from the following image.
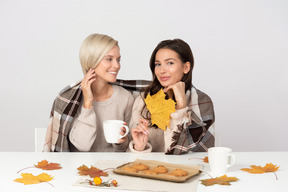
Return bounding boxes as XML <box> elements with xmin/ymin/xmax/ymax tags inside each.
<box><xmin>94</xmin><ymin>45</ymin><xmax>121</xmax><ymax>83</ymax></box>
<box><xmin>154</xmin><ymin>48</ymin><xmax>190</xmax><ymax>87</ymax></box>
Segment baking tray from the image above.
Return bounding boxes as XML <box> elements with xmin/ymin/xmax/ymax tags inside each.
<box><xmin>113</xmin><ymin>159</ymin><xmax>201</xmax><ymax>183</ymax></box>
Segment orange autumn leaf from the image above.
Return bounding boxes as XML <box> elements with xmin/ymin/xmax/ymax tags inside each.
<box><xmin>35</xmin><ymin>160</ymin><xmax>62</xmax><ymax>170</ymax></box>
<box><xmin>14</xmin><ymin>173</ymin><xmax>53</xmax><ymax>185</ymax></box>
<box><xmin>144</xmin><ymin>89</ymin><xmax>176</xmax><ymax>131</ymax></box>
<box><xmin>17</xmin><ymin>160</ymin><xmax>62</xmax><ymax>173</ymax></box>
<box><xmin>241</xmin><ymin>163</ymin><xmax>279</xmax><ymax>174</ymax></box>
<box><xmin>203</xmin><ymin>156</ymin><xmax>209</xmax><ymax>163</ymax></box>
<box><xmin>200</xmin><ymin>174</ymin><xmax>238</xmax><ymax>186</ymax></box>
<box><xmin>77</xmin><ymin>165</ymin><xmax>109</xmax><ymax>178</ymax></box>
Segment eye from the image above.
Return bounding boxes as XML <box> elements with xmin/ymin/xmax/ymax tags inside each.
<box><xmin>167</xmin><ymin>62</ymin><xmax>174</xmax><ymax>65</ymax></box>
<box><xmin>155</xmin><ymin>63</ymin><xmax>161</xmax><ymax>67</ymax></box>
<box><xmin>106</xmin><ymin>58</ymin><xmax>112</xmax><ymax>62</ymax></box>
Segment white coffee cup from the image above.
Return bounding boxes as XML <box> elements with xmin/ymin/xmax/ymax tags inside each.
<box><xmin>103</xmin><ymin>120</ymin><xmax>129</xmax><ymax>143</ymax></box>
<box><xmin>208</xmin><ymin>147</ymin><xmax>236</xmax><ymax>176</ymax></box>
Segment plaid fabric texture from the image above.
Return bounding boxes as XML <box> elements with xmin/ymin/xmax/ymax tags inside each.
<box><xmin>166</xmin><ymin>87</ymin><xmax>215</xmax><ymax>155</ymax></box>
<box><xmin>43</xmin><ymin>79</ymin><xmax>215</xmax><ymax>153</ymax></box>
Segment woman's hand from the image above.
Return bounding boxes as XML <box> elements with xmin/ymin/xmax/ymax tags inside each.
<box><xmin>81</xmin><ymin>69</ymin><xmax>96</xmax><ymax>109</ymax></box>
<box><xmin>131</xmin><ymin>118</ymin><xmax>149</xmax><ymax>151</ymax></box>
<box><xmin>118</xmin><ymin>122</ymin><xmax>128</xmax><ymax>144</ymax></box>
<box><xmin>163</xmin><ymin>81</ymin><xmax>186</xmax><ymax>110</ymax></box>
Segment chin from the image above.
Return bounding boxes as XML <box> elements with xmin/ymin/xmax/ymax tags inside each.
<box><xmin>160</xmin><ymin>82</ymin><xmax>170</xmax><ymax>87</ymax></box>
<box><xmin>108</xmin><ymin>78</ymin><xmax>117</xmax><ymax>83</ymax></box>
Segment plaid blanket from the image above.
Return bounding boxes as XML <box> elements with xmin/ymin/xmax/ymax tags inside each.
<box><xmin>43</xmin><ymin>79</ymin><xmax>215</xmax><ymax>153</ymax></box>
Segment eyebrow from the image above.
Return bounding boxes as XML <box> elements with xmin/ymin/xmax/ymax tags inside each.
<box><xmin>104</xmin><ymin>55</ymin><xmax>121</xmax><ymax>59</ymax></box>
<box><xmin>155</xmin><ymin>58</ymin><xmax>176</xmax><ymax>62</ymax></box>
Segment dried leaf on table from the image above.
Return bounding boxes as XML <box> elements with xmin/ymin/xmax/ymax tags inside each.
<box><xmin>77</xmin><ymin>165</ymin><xmax>109</xmax><ymax>178</ymax></box>
<box><xmin>203</xmin><ymin>156</ymin><xmax>209</xmax><ymax>163</ymax></box>
<box><xmin>241</xmin><ymin>163</ymin><xmax>279</xmax><ymax>173</ymax></box>
<box><xmin>200</xmin><ymin>174</ymin><xmax>238</xmax><ymax>186</ymax></box>
<box><xmin>14</xmin><ymin>173</ymin><xmax>53</xmax><ymax>185</ymax></box>
<box><xmin>241</xmin><ymin>163</ymin><xmax>279</xmax><ymax>180</ymax></box>
<box><xmin>17</xmin><ymin>159</ymin><xmax>62</xmax><ymax>173</ymax></box>
<box><xmin>144</xmin><ymin>89</ymin><xmax>176</xmax><ymax>131</ymax></box>
<box><xmin>35</xmin><ymin>159</ymin><xmax>62</xmax><ymax>170</ymax></box>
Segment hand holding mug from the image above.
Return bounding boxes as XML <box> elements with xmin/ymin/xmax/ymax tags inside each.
<box><xmin>103</xmin><ymin>120</ymin><xmax>129</xmax><ymax>144</ymax></box>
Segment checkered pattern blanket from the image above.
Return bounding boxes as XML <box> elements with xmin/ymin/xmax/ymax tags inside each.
<box><xmin>43</xmin><ymin>79</ymin><xmax>215</xmax><ymax>153</ymax></box>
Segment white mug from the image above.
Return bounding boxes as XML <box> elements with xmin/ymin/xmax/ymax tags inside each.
<box><xmin>103</xmin><ymin>120</ymin><xmax>129</xmax><ymax>143</ymax></box>
<box><xmin>208</xmin><ymin>147</ymin><xmax>236</xmax><ymax>176</ymax></box>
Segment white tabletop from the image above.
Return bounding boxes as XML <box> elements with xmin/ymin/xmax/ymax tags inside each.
<box><xmin>0</xmin><ymin>151</ymin><xmax>287</xmax><ymax>192</ymax></box>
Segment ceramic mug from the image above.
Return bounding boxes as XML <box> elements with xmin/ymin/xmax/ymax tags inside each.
<box><xmin>103</xmin><ymin>120</ymin><xmax>129</xmax><ymax>143</ymax></box>
<box><xmin>208</xmin><ymin>147</ymin><xmax>236</xmax><ymax>176</ymax></box>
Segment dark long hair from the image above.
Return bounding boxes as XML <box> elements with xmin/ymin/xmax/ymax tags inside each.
<box><xmin>141</xmin><ymin>38</ymin><xmax>194</xmax><ymax>119</ymax></box>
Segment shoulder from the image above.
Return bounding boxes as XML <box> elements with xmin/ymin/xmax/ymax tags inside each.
<box><xmin>192</xmin><ymin>87</ymin><xmax>213</xmax><ymax>103</ymax></box>
<box><xmin>52</xmin><ymin>80</ymin><xmax>82</xmax><ymax>114</ymax></box>
<box><xmin>113</xmin><ymin>85</ymin><xmax>134</xmax><ymax>104</ymax></box>
<box><xmin>133</xmin><ymin>93</ymin><xmax>145</xmax><ymax>107</ymax></box>
<box><xmin>58</xmin><ymin>80</ymin><xmax>82</xmax><ymax>96</ymax></box>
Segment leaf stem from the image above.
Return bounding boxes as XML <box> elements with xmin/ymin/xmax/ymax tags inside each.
<box><xmin>188</xmin><ymin>157</ymin><xmax>204</xmax><ymax>160</ymax></box>
<box><xmin>200</xmin><ymin>170</ymin><xmax>213</xmax><ymax>179</ymax></box>
<box><xmin>45</xmin><ymin>181</ymin><xmax>55</xmax><ymax>188</ymax></box>
<box><xmin>273</xmin><ymin>172</ymin><xmax>278</xmax><ymax>180</ymax></box>
<box><xmin>17</xmin><ymin>166</ymin><xmax>36</xmax><ymax>173</ymax></box>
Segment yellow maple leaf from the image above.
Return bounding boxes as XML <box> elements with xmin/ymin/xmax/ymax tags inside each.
<box><xmin>14</xmin><ymin>173</ymin><xmax>53</xmax><ymax>185</ymax></box>
<box><xmin>144</xmin><ymin>89</ymin><xmax>176</xmax><ymax>131</ymax></box>
<box><xmin>241</xmin><ymin>163</ymin><xmax>279</xmax><ymax>174</ymax></box>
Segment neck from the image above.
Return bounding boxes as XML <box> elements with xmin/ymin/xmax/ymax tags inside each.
<box><xmin>91</xmin><ymin>80</ymin><xmax>113</xmax><ymax>101</ymax></box>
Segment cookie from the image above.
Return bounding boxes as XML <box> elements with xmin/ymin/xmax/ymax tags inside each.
<box><xmin>168</xmin><ymin>168</ymin><xmax>188</xmax><ymax>177</ymax></box>
<box><xmin>132</xmin><ymin>163</ymin><xmax>149</xmax><ymax>171</ymax></box>
<box><xmin>122</xmin><ymin>166</ymin><xmax>138</xmax><ymax>173</ymax></box>
<box><xmin>153</xmin><ymin>165</ymin><xmax>168</xmax><ymax>174</ymax></box>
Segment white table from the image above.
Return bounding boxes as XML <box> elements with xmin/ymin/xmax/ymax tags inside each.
<box><xmin>0</xmin><ymin>151</ymin><xmax>287</xmax><ymax>192</ymax></box>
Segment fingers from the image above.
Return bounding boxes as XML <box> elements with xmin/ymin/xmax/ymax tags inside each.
<box><xmin>137</xmin><ymin>119</ymin><xmax>149</xmax><ymax>135</ymax></box>
<box><xmin>82</xmin><ymin>69</ymin><xmax>96</xmax><ymax>86</ymax></box>
<box><xmin>119</xmin><ymin>126</ymin><xmax>127</xmax><ymax>136</ymax></box>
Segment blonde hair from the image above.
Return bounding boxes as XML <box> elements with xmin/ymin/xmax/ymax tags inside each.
<box><xmin>79</xmin><ymin>33</ymin><xmax>118</xmax><ymax>75</ymax></box>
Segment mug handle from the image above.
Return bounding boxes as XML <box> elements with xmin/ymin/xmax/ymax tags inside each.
<box><xmin>227</xmin><ymin>154</ymin><xmax>236</xmax><ymax>168</ymax></box>
<box><xmin>119</xmin><ymin>125</ymin><xmax>129</xmax><ymax>139</ymax></box>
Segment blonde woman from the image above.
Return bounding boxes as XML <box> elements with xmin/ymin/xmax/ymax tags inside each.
<box><xmin>43</xmin><ymin>34</ymin><xmax>142</xmax><ymax>152</ymax></box>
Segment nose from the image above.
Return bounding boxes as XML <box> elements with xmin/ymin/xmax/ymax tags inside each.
<box><xmin>112</xmin><ymin>59</ymin><xmax>120</xmax><ymax>70</ymax></box>
<box><xmin>159</xmin><ymin>65</ymin><xmax>167</xmax><ymax>74</ymax></box>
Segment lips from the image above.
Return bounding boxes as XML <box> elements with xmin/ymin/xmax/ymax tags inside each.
<box><xmin>160</xmin><ymin>76</ymin><xmax>170</xmax><ymax>81</ymax></box>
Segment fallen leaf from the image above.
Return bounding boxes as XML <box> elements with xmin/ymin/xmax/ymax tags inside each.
<box><xmin>14</xmin><ymin>173</ymin><xmax>53</xmax><ymax>185</ymax></box>
<box><xmin>203</xmin><ymin>156</ymin><xmax>209</xmax><ymax>163</ymax></box>
<box><xmin>144</xmin><ymin>89</ymin><xmax>176</xmax><ymax>130</ymax></box>
<box><xmin>241</xmin><ymin>163</ymin><xmax>279</xmax><ymax>174</ymax></box>
<box><xmin>35</xmin><ymin>160</ymin><xmax>62</xmax><ymax>170</ymax></box>
<box><xmin>241</xmin><ymin>163</ymin><xmax>279</xmax><ymax>180</ymax></box>
<box><xmin>77</xmin><ymin>165</ymin><xmax>109</xmax><ymax>178</ymax></box>
<box><xmin>200</xmin><ymin>174</ymin><xmax>238</xmax><ymax>186</ymax></box>
<box><xmin>17</xmin><ymin>160</ymin><xmax>62</xmax><ymax>173</ymax></box>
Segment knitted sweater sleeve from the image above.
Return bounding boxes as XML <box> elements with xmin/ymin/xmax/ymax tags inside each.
<box><xmin>69</xmin><ymin>106</ymin><xmax>97</xmax><ymax>151</ymax></box>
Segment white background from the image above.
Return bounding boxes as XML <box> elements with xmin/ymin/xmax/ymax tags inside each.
<box><xmin>0</xmin><ymin>0</ymin><xmax>287</xmax><ymax>152</ymax></box>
